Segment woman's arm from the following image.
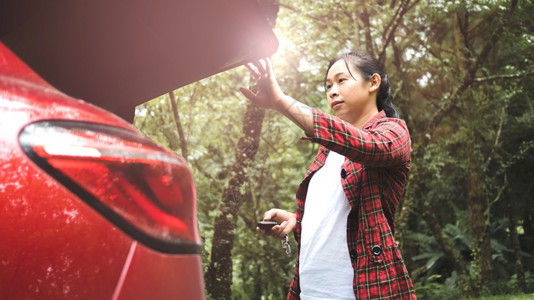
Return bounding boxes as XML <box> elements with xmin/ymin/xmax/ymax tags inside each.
<box><xmin>240</xmin><ymin>58</ymin><xmax>411</xmax><ymax>168</ymax></box>
<box><xmin>306</xmin><ymin>109</ymin><xmax>412</xmax><ymax>168</ymax></box>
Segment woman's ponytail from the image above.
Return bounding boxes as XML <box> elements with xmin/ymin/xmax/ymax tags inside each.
<box><xmin>377</xmin><ymin>74</ymin><xmax>398</xmax><ymax>118</ymax></box>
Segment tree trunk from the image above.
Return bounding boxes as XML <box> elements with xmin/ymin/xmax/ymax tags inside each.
<box><xmin>507</xmin><ymin>179</ymin><xmax>527</xmax><ymax>292</ymax></box>
<box><xmin>205</xmin><ymin>103</ymin><xmax>265</xmax><ymax>299</ymax></box>
<box><xmin>466</xmin><ymin>139</ymin><xmax>493</xmax><ymax>297</ymax></box>
<box><xmin>205</xmin><ymin>1</ymin><xmax>278</xmax><ymax>298</ymax></box>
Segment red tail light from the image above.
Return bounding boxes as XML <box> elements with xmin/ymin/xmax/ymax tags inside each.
<box><xmin>19</xmin><ymin>121</ymin><xmax>200</xmax><ymax>254</ymax></box>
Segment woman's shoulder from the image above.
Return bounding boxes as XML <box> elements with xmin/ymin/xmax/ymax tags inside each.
<box><xmin>364</xmin><ymin>111</ymin><xmax>409</xmax><ymax>132</ymax></box>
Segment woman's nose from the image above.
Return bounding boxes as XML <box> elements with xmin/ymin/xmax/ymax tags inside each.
<box><xmin>328</xmin><ymin>85</ymin><xmax>339</xmax><ymax>98</ymax></box>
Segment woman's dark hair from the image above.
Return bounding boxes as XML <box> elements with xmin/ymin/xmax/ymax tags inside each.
<box><xmin>325</xmin><ymin>51</ymin><xmax>399</xmax><ymax>118</ymax></box>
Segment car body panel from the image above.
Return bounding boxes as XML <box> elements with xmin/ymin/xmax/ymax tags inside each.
<box><xmin>0</xmin><ymin>158</ymin><xmax>132</xmax><ymax>298</ymax></box>
<box><xmin>0</xmin><ymin>84</ymin><xmax>132</xmax><ymax>298</ymax></box>
<box><xmin>115</xmin><ymin>244</ymin><xmax>205</xmax><ymax>300</ymax></box>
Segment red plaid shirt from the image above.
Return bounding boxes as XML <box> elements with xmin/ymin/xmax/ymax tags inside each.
<box><xmin>287</xmin><ymin>109</ymin><xmax>416</xmax><ymax>299</ymax></box>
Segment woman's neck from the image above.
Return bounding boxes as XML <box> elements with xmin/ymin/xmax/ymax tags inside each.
<box><xmin>348</xmin><ymin>107</ymin><xmax>379</xmax><ymax>129</ymax></box>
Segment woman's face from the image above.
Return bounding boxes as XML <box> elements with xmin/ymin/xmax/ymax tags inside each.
<box><xmin>325</xmin><ymin>59</ymin><xmax>377</xmax><ymax>125</ymax></box>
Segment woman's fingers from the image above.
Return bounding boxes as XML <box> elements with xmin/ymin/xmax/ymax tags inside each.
<box><xmin>263</xmin><ymin>224</ymin><xmax>282</xmax><ymax>239</ymax></box>
<box><xmin>245</xmin><ymin>63</ymin><xmax>261</xmax><ymax>78</ymax></box>
<box><xmin>254</xmin><ymin>59</ymin><xmax>267</xmax><ymax>76</ymax></box>
<box><xmin>239</xmin><ymin>87</ymin><xmax>256</xmax><ymax>100</ymax></box>
<box><xmin>245</xmin><ymin>58</ymin><xmax>270</xmax><ymax>78</ymax></box>
<box><xmin>264</xmin><ymin>57</ymin><xmax>274</xmax><ymax>77</ymax></box>
<box><xmin>260</xmin><ymin>209</ymin><xmax>293</xmax><ymax>238</ymax></box>
<box><xmin>241</xmin><ymin>56</ymin><xmax>287</xmax><ymax>111</ymax></box>
<box><xmin>277</xmin><ymin>221</ymin><xmax>290</xmax><ymax>238</ymax></box>
<box><xmin>264</xmin><ymin>209</ymin><xmax>282</xmax><ymax>223</ymax></box>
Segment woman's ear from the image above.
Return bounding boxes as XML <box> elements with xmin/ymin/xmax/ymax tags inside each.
<box><xmin>369</xmin><ymin>73</ymin><xmax>381</xmax><ymax>93</ymax></box>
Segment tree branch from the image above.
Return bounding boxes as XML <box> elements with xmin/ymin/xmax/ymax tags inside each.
<box><xmin>486</xmin><ymin>174</ymin><xmax>508</xmax><ymax>218</ymax></box>
<box><xmin>378</xmin><ymin>0</ymin><xmax>420</xmax><ymax>65</ymax></box>
<box><xmin>192</xmin><ymin>159</ymin><xmax>215</xmax><ymax>180</ymax></box>
<box><xmin>186</xmin><ymin>83</ymin><xmax>199</xmax><ymax>142</ymax></box>
<box><xmin>485</xmin><ymin>106</ymin><xmax>506</xmax><ymax>169</ymax></box>
<box><xmin>474</xmin><ymin>71</ymin><xmax>534</xmax><ymax>83</ymax></box>
<box><xmin>359</xmin><ymin>6</ymin><xmax>374</xmax><ymax>55</ymax></box>
<box><xmin>168</xmin><ymin>91</ymin><xmax>189</xmax><ymax>161</ymax></box>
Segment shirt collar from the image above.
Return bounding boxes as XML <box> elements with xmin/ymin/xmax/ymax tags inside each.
<box><xmin>362</xmin><ymin>110</ymin><xmax>386</xmax><ymax>130</ymax></box>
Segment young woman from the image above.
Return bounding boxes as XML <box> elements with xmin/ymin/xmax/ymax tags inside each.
<box><xmin>240</xmin><ymin>51</ymin><xmax>416</xmax><ymax>299</ymax></box>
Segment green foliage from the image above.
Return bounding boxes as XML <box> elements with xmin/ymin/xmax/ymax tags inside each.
<box><xmin>413</xmin><ymin>274</ymin><xmax>462</xmax><ymax>300</ymax></box>
<box><xmin>461</xmin><ymin>292</ymin><xmax>534</xmax><ymax>300</ymax></box>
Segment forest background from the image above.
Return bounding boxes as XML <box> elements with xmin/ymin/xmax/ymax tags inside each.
<box><xmin>134</xmin><ymin>0</ymin><xmax>534</xmax><ymax>299</ymax></box>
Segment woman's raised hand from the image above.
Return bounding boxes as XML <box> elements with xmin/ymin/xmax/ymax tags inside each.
<box><xmin>241</xmin><ymin>57</ymin><xmax>315</xmax><ymax>136</ymax></box>
<box><xmin>239</xmin><ymin>57</ymin><xmax>286</xmax><ymax>110</ymax></box>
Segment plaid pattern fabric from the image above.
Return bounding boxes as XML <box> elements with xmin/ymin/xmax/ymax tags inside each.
<box><xmin>287</xmin><ymin>109</ymin><xmax>416</xmax><ymax>299</ymax></box>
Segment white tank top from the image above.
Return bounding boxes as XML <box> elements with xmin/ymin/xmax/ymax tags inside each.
<box><xmin>299</xmin><ymin>151</ymin><xmax>355</xmax><ymax>299</ymax></box>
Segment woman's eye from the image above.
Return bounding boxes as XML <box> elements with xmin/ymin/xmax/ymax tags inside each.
<box><xmin>326</xmin><ymin>84</ymin><xmax>332</xmax><ymax>90</ymax></box>
<box><xmin>339</xmin><ymin>78</ymin><xmax>346</xmax><ymax>83</ymax></box>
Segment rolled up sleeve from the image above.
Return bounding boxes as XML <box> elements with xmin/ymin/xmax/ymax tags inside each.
<box><xmin>303</xmin><ymin>109</ymin><xmax>412</xmax><ymax>168</ymax></box>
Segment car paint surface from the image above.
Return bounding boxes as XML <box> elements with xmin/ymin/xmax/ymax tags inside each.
<box><xmin>0</xmin><ymin>41</ymin><xmax>205</xmax><ymax>299</ymax></box>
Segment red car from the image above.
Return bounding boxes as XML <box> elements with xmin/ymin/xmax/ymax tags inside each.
<box><xmin>0</xmin><ymin>1</ymin><xmax>277</xmax><ymax>299</ymax></box>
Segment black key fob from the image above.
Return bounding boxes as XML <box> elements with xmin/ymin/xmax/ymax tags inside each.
<box><xmin>257</xmin><ymin>220</ymin><xmax>278</xmax><ymax>230</ymax></box>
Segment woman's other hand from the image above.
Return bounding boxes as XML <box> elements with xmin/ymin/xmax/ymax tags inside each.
<box><xmin>257</xmin><ymin>208</ymin><xmax>296</xmax><ymax>239</ymax></box>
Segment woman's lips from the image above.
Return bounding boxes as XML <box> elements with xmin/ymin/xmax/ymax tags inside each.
<box><xmin>331</xmin><ymin>100</ymin><xmax>343</xmax><ymax>109</ymax></box>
